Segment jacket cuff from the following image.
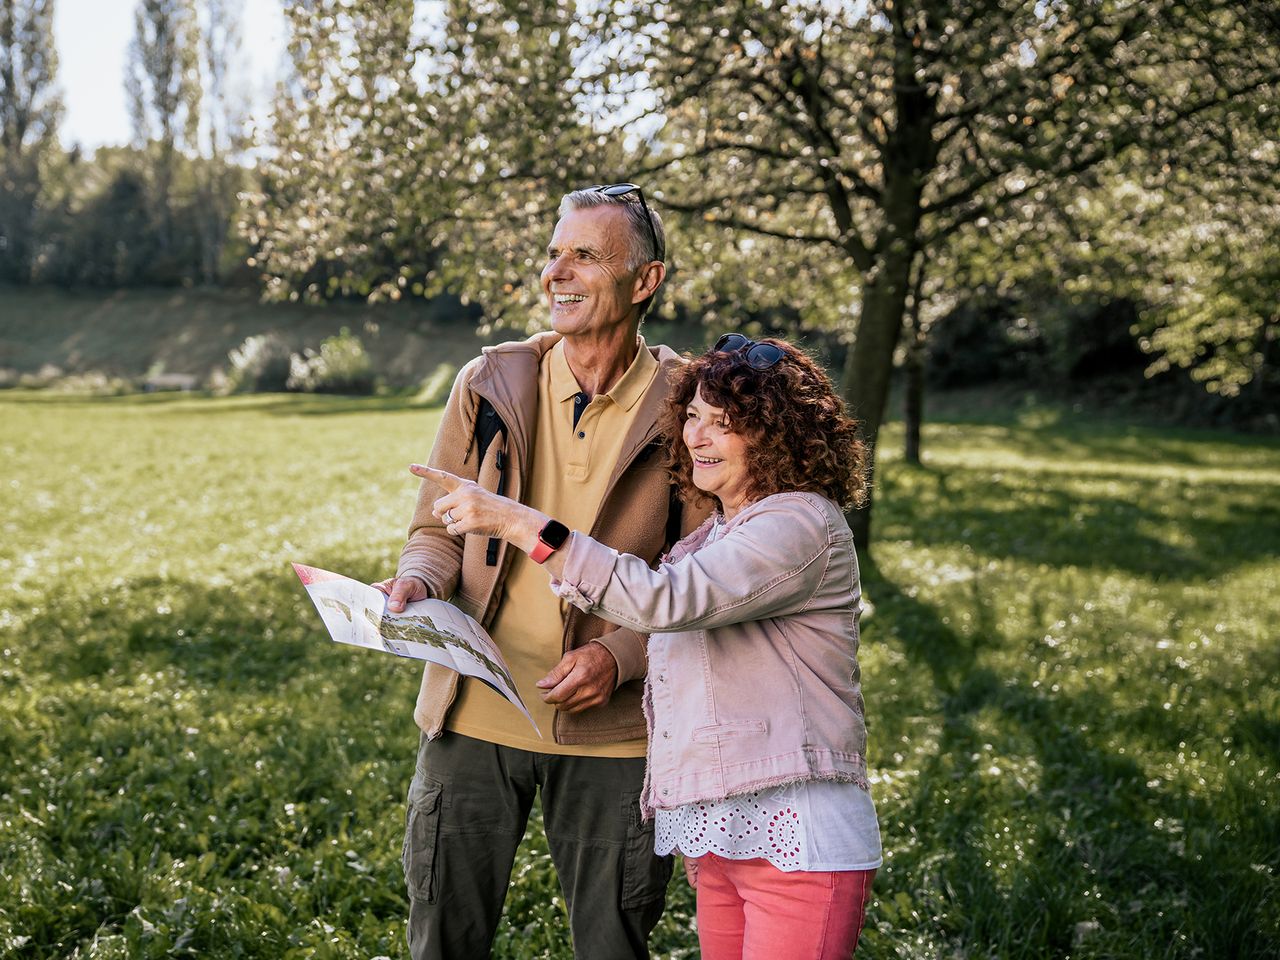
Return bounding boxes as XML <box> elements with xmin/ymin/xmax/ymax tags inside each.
<box><xmin>549</xmin><ymin>532</ymin><xmax>619</xmax><ymax>609</ymax></box>
<box><xmin>591</xmin><ymin>629</ymin><xmax>648</xmax><ymax>687</ymax></box>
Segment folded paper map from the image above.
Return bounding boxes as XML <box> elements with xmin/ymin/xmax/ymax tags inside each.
<box><xmin>292</xmin><ymin>562</ymin><xmax>539</xmax><ymax>736</ymax></box>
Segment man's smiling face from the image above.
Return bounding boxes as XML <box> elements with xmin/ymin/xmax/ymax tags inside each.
<box><xmin>540</xmin><ymin>205</ymin><xmax>646</xmax><ymax>340</ymax></box>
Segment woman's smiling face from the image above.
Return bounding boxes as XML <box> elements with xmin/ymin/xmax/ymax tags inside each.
<box><xmin>682</xmin><ymin>385</ymin><xmax>753</xmax><ymax>519</ymax></box>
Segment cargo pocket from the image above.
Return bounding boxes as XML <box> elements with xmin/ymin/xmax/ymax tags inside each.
<box><xmin>619</xmin><ymin>792</ymin><xmax>673</xmax><ymax>911</ymax></box>
<box><xmin>402</xmin><ymin>775</ymin><xmax>444</xmax><ymax>903</ymax></box>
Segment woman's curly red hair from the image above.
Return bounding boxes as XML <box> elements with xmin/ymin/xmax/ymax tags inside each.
<box><xmin>659</xmin><ymin>339</ymin><xmax>870</xmax><ymax>511</ymax></box>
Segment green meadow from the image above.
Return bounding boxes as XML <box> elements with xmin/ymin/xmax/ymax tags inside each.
<box><xmin>1</xmin><ymin>392</ymin><xmax>1277</xmax><ymax>959</ymax></box>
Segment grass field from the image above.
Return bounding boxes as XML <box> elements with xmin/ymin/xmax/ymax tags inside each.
<box><xmin>1</xmin><ymin>391</ymin><xmax>1277</xmax><ymax>959</ymax></box>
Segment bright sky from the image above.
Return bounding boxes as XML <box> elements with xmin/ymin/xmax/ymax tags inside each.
<box><xmin>53</xmin><ymin>0</ymin><xmax>286</xmax><ymax>151</ymax></box>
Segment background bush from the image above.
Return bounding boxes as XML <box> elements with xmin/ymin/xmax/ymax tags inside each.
<box><xmin>286</xmin><ymin>329</ymin><xmax>376</xmax><ymax>395</ymax></box>
<box><xmin>222</xmin><ymin>334</ymin><xmax>293</xmax><ymax>394</ymax></box>
<box><xmin>928</xmin><ymin>294</ymin><xmax>1151</xmax><ymax>390</ymax></box>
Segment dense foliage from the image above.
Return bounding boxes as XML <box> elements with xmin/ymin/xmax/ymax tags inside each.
<box><xmin>243</xmin><ymin>0</ymin><xmax>615</xmax><ymax>319</ymax></box>
<box><xmin>0</xmin><ymin>0</ymin><xmax>249</xmax><ymax>286</ymax></box>
<box><xmin>0</xmin><ymin>0</ymin><xmax>61</xmax><ymax>283</ymax></box>
<box><xmin>244</xmin><ymin>0</ymin><xmax>1280</xmax><ymax>541</ymax></box>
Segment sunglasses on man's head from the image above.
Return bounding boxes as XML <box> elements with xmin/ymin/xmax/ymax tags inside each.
<box><xmin>587</xmin><ymin>182</ymin><xmax>662</xmax><ymax>263</ymax></box>
<box><xmin>713</xmin><ymin>333</ymin><xmax>786</xmax><ymax>370</ymax></box>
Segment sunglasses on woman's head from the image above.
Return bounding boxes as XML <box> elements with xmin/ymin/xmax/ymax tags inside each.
<box><xmin>713</xmin><ymin>333</ymin><xmax>786</xmax><ymax>370</ymax></box>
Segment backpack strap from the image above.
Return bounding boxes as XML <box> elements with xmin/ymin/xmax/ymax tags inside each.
<box><xmin>474</xmin><ymin>397</ymin><xmax>508</xmax><ymax>566</ymax></box>
<box><xmin>473</xmin><ymin>410</ymin><xmax>681</xmax><ymax>567</ymax></box>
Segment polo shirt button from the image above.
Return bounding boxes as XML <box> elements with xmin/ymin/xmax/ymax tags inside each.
<box><xmin>662</xmin><ymin>730</ymin><xmax>670</xmax><ymax>739</ymax></box>
<box><xmin>662</xmin><ymin>787</ymin><xmax>669</xmax><ymax>795</ymax></box>
<box><xmin>657</xmin><ymin>674</ymin><xmax>666</xmax><ymax>682</ymax></box>
<box><xmin>577</xmin><ymin>431</ymin><xmax>585</xmax><ymax>439</ymax></box>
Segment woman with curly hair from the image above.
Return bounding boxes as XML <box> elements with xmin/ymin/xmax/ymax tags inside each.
<box><xmin>416</xmin><ymin>334</ymin><xmax>881</xmax><ymax>959</ymax></box>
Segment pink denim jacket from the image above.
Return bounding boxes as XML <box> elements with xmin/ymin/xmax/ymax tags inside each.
<box><xmin>552</xmin><ymin>491</ymin><xmax>869</xmax><ymax>816</ymax></box>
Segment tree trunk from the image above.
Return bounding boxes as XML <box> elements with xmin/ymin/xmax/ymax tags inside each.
<box><xmin>841</xmin><ymin>243</ymin><xmax>916</xmax><ymax>549</ymax></box>
<box><xmin>903</xmin><ymin>253</ymin><xmax>927</xmax><ymax>466</ymax></box>
<box><xmin>841</xmin><ymin>23</ymin><xmax>935</xmax><ymax>549</ymax></box>
<box><xmin>0</xmin><ymin>149</ymin><xmax>41</xmax><ymax>283</ymax></box>
<box><xmin>155</xmin><ymin>139</ymin><xmax>176</xmax><ymax>259</ymax></box>
<box><xmin>198</xmin><ymin>172</ymin><xmax>225</xmax><ymax>286</ymax></box>
<box><xmin>904</xmin><ymin>332</ymin><xmax>924</xmax><ymax>466</ymax></box>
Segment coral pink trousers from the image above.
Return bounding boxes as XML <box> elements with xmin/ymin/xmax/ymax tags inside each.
<box><xmin>692</xmin><ymin>854</ymin><xmax>876</xmax><ymax>960</ymax></box>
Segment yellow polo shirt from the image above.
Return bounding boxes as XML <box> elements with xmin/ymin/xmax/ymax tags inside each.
<box><xmin>446</xmin><ymin>337</ymin><xmax>658</xmax><ymax>756</ymax></box>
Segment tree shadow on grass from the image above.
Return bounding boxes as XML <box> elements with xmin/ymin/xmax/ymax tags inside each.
<box><xmin>875</xmin><ymin>463</ymin><xmax>1280</xmax><ymax>581</ymax></box>
<box><xmin>914</xmin><ymin>410</ymin><xmax>1280</xmax><ymax>466</ymax></box>
<box><xmin>861</xmin><ymin>560</ymin><xmax>1280</xmax><ymax>958</ymax></box>
<box><xmin>34</xmin><ymin>557</ymin><xmax>406</xmax><ymax>679</ymax></box>
<box><xmin>992</xmin><ymin>422</ymin><xmax>1280</xmax><ymax>467</ymax></box>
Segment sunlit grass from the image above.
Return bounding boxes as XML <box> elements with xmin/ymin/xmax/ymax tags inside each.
<box><xmin>1</xmin><ymin>394</ymin><xmax>1276</xmax><ymax>958</ymax></box>
<box><xmin>860</xmin><ymin>419</ymin><xmax>1280</xmax><ymax>958</ymax></box>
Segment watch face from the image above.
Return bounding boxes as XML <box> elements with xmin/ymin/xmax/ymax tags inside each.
<box><xmin>540</xmin><ymin>519</ymin><xmax>571</xmax><ymax>549</ymax></box>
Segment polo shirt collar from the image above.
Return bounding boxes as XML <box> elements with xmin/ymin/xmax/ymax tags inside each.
<box><xmin>549</xmin><ymin>335</ymin><xmax>657</xmax><ymax>412</ymax></box>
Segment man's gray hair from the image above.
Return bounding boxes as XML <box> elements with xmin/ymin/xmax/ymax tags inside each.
<box><xmin>559</xmin><ymin>188</ymin><xmax>667</xmax><ymax>270</ymax></box>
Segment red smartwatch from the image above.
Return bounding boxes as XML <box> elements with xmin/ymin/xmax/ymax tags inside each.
<box><xmin>529</xmin><ymin>519</ymin><xmax>570</xmax><ymax>564</ymax></box>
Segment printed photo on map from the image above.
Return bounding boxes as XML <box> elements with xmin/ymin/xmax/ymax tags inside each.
<box><xmin>292</xmin><ymin>562</ymin><xmax>539</xmax><ymax>735</ymax></box>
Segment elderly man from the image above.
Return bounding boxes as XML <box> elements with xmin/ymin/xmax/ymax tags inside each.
<box><xmin>375</xmin><ymin>184</ymin><xmax>709</xmax><ymax>959</ymax></box>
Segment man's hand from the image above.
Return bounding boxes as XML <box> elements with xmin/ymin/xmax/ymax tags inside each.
<box><xmin>371</xmin><ymin>576</ymin><xmax>428</xmax><ymax>613</ymax></box>
<box><xmin>536</xmin><ymin>642</ymin><xmax>619</xmax><ymax>713</ymax></box>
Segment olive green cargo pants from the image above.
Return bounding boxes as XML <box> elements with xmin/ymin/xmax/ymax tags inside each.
<box><xmin>403</xmin><ymin>732</ymin><xmax>672</xmax><ymax>959</ymax></box>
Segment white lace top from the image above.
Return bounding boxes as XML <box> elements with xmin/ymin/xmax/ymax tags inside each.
<box><xmin>653</xmin><ymin>779</ymin><xmax>882</xmax><ymax>872</ymax></box>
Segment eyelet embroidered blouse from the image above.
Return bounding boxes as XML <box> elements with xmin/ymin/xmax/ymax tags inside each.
<box><xmin>654</xmin><ymin>779</ymin><xmax>882</xmax><ymax>871</ymax></box>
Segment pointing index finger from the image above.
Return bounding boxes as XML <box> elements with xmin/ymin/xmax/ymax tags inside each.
<box><xmin>409</xmin><ymin>463</ymin><xmax>465</xmax><ymax>491</ymax></box>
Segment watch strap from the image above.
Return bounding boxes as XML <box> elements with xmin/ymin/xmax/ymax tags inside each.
<box><xmin>530</xmin><ymin>519</ymin><xmax>570</xmax><ymax>564</ymax></box>
<box><xmin>529</xmin><ymin>538</ymin><xmax>556</xmax><ymax>564</ymax></box>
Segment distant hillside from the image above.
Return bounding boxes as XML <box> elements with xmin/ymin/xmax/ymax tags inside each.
<box><xmin>1</xmin><ymin>286</ymin><xmax>1273</xmax><ymax>433</ymax></box>
<box><xmin>0</xmin><ymin>287</ymin><xmax>715</xmax><ymax>390</ymax></box>
<box><xmin>0</xmin><ymin>286</ymin><xmax>517</xmax><ymax>388</ymax></box>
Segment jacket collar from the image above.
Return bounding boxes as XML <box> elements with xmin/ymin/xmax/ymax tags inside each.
<box><xmin>469</xmin><ymin>332</ymin><xmax>682</xmax><ymax>482</ymax></box>
<box><xmin>466</xmin><ymin>332</ymin><xmax>558</xmax><ymax>460</ymax></box>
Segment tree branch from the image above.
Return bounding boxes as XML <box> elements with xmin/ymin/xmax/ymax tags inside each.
<box><xmin>657</xmin><ymin>197</ymin><xmax>844</xmax><ymax>248</ymax></box>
